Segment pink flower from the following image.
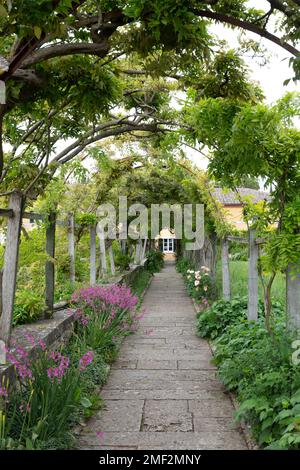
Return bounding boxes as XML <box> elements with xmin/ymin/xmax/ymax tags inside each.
<box><xmin>38</xmin><ymin>339</ymin><xmax>46</xmax><ymax>351</ymax></box>
<box><xmin>16</xmin><ymin>363</ymin><xmax>33</xmax><ymax>380</ymax></box>
<box><xmin>72</xmin><ymin>284</ymin><xmax>138</xmax><ymax>314</ymax></box>
<box><xmin>96</xmin><ymin>431</ymin><xmax>105</xmax><ymax>439</ymax></box>
<box><xmin>47</xmin><ymin>354</ymin><xmax>70</xmax><ymax>383</ymax></box>
<box><xmin>24</xmin><ymin>333</ymin><xmax>36</xmax><ymax>347</ymax></box>
<box><xmin>79</xmin><ymin>351</ymin><xmax>94</xmax><ymax>371</ymax></box>
<box><xmin>0</xmin><ymin>386</ymin><xmax>8</xmax><ymax>398</ymax></box>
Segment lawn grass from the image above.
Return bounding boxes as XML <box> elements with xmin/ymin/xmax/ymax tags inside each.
<box><xmin>216</xmin><ymin>260</ymin><xmax>286</xmax><ymax>306</ymax></box>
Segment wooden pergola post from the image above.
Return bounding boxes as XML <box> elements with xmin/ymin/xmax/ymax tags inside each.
<box><xmin>221</xmin><ymin>237</ymin><xmax>231</xmax><ymax>300</ymax></box>
<box><xmin>0</xmin><ymin>192</ymin><xmax>24</xmax><ymax>350</ymax></box>
<box><xmin>89</xmin><ymin>224</ymin><xmax>97</xmax><ymax>285</ymax></box>
<box><xmin>108</xmin><ymin>244</ymin><xmax>115</xmax><ymax>275</ymax></box>
<box><xmin>134</xmin><ymin>239</ymin><xmax>142</xmax><ymax>265</ymax></box>
<box><xmin>98</xmin><ymin>228</ymin><xmax>107</xmax><ymax>275</ymax></box>
<box><xmin>45</xmin><ymin>211</ymin><xmax>56</xmax><ymax>318</ymax></box>
<box><xmin>141</xmin><ymin>237</ymin><xmax>148</xmax><ymax>262</ymax></box>
<box><xmin>248</xmin><ymin>228</ymin><xmax>259</xmax><ymax>321</ymax></box>
<box><xmin>67</xmin><ymin>213</ymin><xmax>75</xmax><ymax>285</ymax></box>
<box><xmin>286</xmin><ymin>264</ymin><xmax>300</xmax><ymax>331</ymax></box>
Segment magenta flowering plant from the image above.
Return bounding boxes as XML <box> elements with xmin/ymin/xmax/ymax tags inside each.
<box><xmin>1</xmin><ymin>334</ymin><xmax>95</xmax><ymax>448</ymax></box>
<box><xmin>79</xmin><ymin>351</ymin><xmax>94</xmax><ymax>371</ymax></box>
<box><xmin>71</xmin><ymin>284</ymin><xmax>138</xmax><ymax>315</ymax></box>
<box><xmin>71</xmin><ymin>283</ymin><xmax>139</xmax><ymax>355</ymax></box>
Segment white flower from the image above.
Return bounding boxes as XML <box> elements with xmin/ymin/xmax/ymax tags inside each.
<box><xmin>194</xmin><ymin>280</ymin><xmax>200</xmax><ymax>286</ymax></box>
<box><xmin>201</xmin><ymin>266</ymin><xmax>210</xmax><ymax>273</ymax></box>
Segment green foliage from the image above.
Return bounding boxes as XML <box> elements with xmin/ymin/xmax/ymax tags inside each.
<box><xmin>145</xmin><ymin>249</ymin><xmax>164</xmax><ymax>273</ymax></box>
<box><xmin>195</xmin><ymin>93</ymin><xmax>300</xmax><ymax>275</ymax></box>
<box><xmin>13</xmin><ymin>290</ymin><xmax>44</xmax><ymax>326</ymax></box>
<box><xmin>114</xmin><ymin>251</ymin><xmax>132</xmax><ymax>271</ymax></box>
<box><xmin>194</xmin><ymin>289</ymin><xmax>300</xmax><ymax>449</ymax></box>
<box><xmin>228</xmin><ymin>241</ymin><xmax>248</xmax><ymax>261</ymax></box>
<box><xmin>197</xmin><ymin>296</ymin><xmax>248</xmax><ymax>339</ymax></box>
<box><xmin>216</xmin><ymin>321</ymin><xmax>300</xmax><ymax>449</ymax></box>
<box><xmin>176</xmin><ymin>256</ymin><xmax>193</xmax><ymax>274</ymax></box>
<box><xmin>191</xmin><ymin>50</ymin><xmax>264</xmax><ymax>101</ymax></box>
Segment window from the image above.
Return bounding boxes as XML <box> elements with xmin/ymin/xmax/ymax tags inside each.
<box><xmin>162</xmin><ymin>238</ymin><xmax>174</xmax><ymax>253</ymax></box>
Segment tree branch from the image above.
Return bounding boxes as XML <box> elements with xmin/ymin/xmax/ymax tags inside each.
<box><xmin>22</xmin><ymin>42</ymin><xmax>109</xmax><ymax>67</ymax></box>
<box><xmin>193</xmin><ymin>9</ymin><xmax>299</xmax><ymax>56</ymax></box>
<box><xmin>55</xmin><ymin>122</ymin><xmax>160</xmax><ymax>165</ymax></box>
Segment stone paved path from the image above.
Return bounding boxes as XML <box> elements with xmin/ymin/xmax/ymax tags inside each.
<box><xmin>79</xmin><ymin>262</ymin><xmax>247</xmax><ymax>450</ymax></box>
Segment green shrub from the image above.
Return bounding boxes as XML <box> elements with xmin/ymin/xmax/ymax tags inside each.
<box><xmin>146</xmin><ymin>249</ymin><xmax>164</xmax><ymax>273</ymax></box>
<box><xmin>201</xmin><ymin>294</ymin><xmax>300</xmax><ymax>449</ymax></box>
<box><xmin>229</xmin><ymin>241</ymin><xmax>248</xmax><ymax>261</ymax></box>
<box><xmin>13</xmin><ymin>289</ymin><xmax>44</xmax><ymax>326</ymax></box>
<box><xmin>224</xmin><ymin>328</ymin><xmax>300</xmax><ymax>448</ymax></box>
<box><xmin>176</xmin><ymin>256</ymin><xmax>193</xmax><ymax>273</ymax></box>
<box><xmin>197</xmin><ymin>296</ymin><xmax>249</xmax><ymax>339</ymax></box>
<box><xmin>184</xmin><ymin>267</ymin><xmax>213</xmax><ymax>304</ymax></box>
<box><xmin>114</xmin><ymin>251</ymin><xmax>131</xmax><ymax>270</ymax></box>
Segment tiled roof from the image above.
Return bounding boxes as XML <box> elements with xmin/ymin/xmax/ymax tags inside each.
<box><xmin>213</xmin><ymin>187</ymin><xmax>271</xmax><ymax>206</ymax></box>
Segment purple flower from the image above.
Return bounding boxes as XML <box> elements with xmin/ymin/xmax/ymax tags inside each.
<box><xmin>0</xmin><ymin>386</ymin><xmax>8</xmax><ymax>398</ymax></box>
<box><xmin>79</xmin><ymin>351</ymin><xmax>94</xmax><ymax>371</ymax></box>
<box><xmin>24</xmin><ymin>333</ymin><xmax>36</xmax><ymax>347</ymax></box>
<box><xmin>72</xmin><ymin>284</ymin><xmax>138</xmax><ymax>314</ymax></box>
<box><xmin>16</xmin><ymin>363</ymin><xmax>33</xmax><ymax>380</ymax></box>
<box><xmin>47</xmin><ymin>354</ymin><xmax>70</xmax><ymax>383</ymax></box>
<box><xmin>38</xmin><ymin>339</ymin><xmax>46</xmax><ymax>351</ymax></box>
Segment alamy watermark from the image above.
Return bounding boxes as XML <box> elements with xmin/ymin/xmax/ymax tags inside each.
<box><xmin>96</xmin><ymin>196</ymin><xmax>204</xmax><ymax>251</ymax></box>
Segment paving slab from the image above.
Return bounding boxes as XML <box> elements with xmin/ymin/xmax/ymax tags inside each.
<box><xmin>78</xmin><ymin>261</ymin><xmax>247</xmax><ymax>450</ymax></box>
<box><xmin>79</xmin><ymin>431</ymin><xmax>247</xmax><ymax>450</ymax></box>
<box><xmin>137</xmin><ymin>360</ymin><xmax>177</xmax><ymax>370</ymax></box>
<box><xmin>142</xmin><ymin>400</ymin><xmax>192</xmax><ymax>432</ymax></box>
<box><xmin>84</xmin><ymin>400</ymin><xmax>144</xmax><ymax>432</ymax></box>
